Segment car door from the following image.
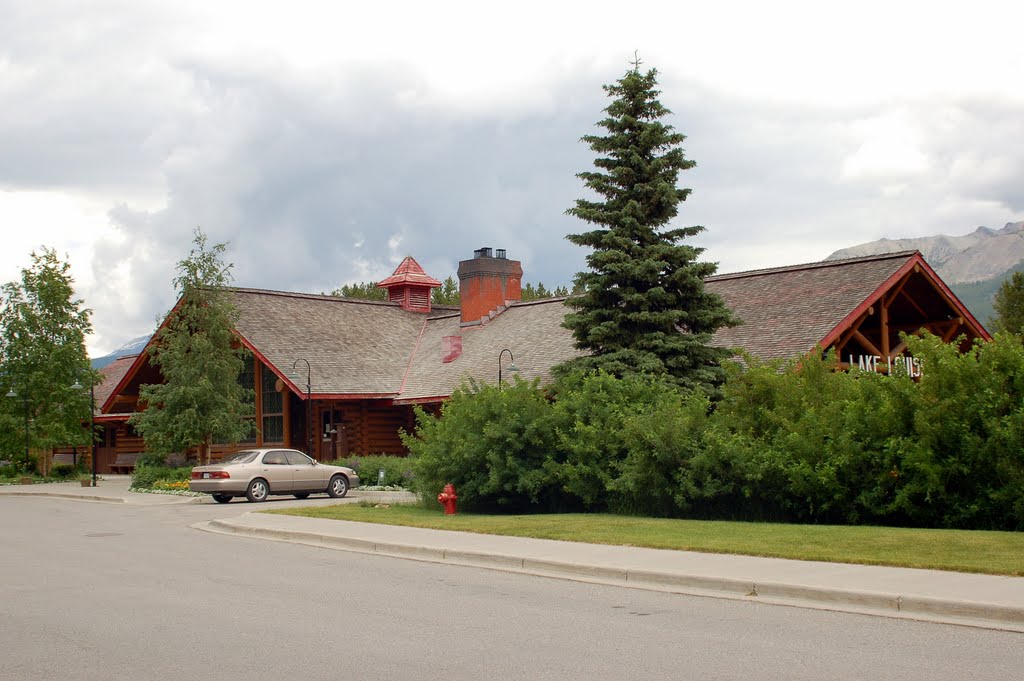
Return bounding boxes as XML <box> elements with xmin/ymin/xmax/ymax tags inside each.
<box><xmin>260</xmin><ymin>450</ymin><xmax>293</xmax><ymax>492</ymax></box>
<box><xmin>285</xmin><ymin>450</ymin><xmax>321</xmax><ymax>492</ymax></box>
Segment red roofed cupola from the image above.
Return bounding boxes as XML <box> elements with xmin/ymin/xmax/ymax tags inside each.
<box><xmin>376</xmin><ymin>256</ymin><xmax>441</xmax><ymax>313</ymax></box>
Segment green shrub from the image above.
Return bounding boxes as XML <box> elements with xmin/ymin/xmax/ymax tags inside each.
<box><xmin>712</xmin><ymin>351</ymin><xmax>919</xmax><ymax>524</ymax></box>
<box><xmin>404</xmin><ymin>377</ymin><xmax>562</xmax><ymax>512</ymax></box>
<box><xmin>544</xmin><ymin>371</ymin><xmax>715</xmax><ymax>514</ymax></box>
<box><xmin>890</xmin><ymin>333</ymin><xmax>1024</xmax><ymax>529</ymax></box>
<box><xmin>397</xmin><ymin>334</ymin><xmax>1024</xmax><ymax>529</ymax></box>
<box><xmin>50</xmin><ymin>463</ymin><xmax>84</xmax><ymax>479</ymax></box>
<box><xmin>136</xmin><ymin>452</ymin><xmax>168</xmax><ymax>468</ymax></box>
<box><xmin>329</xmin><ymin>454</ymin><xmax>413</xmax><ymax>488</ymax></box>
<box><xmin>131</xmin><ymin>464</ymin><xmax>192</xmax><ymax>490</ymax></box>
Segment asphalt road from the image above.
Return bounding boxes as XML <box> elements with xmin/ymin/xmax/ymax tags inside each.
<box><xmin>2</xmin><ymin>496</ymin><xmax>1021</xmax><ymax>681</ymax></box>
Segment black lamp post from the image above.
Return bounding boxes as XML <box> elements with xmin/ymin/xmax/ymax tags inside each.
<box><xmin>497</xmin><ymin>348</ymin><xmax>519</xmax><ymax>389</ymax></box>
<box><xmin>5</xmin><ymin>388</ymin><xmax>30</xmax><ymax>471</ymax></box>
<box><xmin>289</xmin><ymin>358</ymin><xmax>312</xmax><ymax>457</ymax></box>
<box><xmin>71</xmin><ymin>379</ymin><xmax>96</xmax><ymax>487</ymax></box>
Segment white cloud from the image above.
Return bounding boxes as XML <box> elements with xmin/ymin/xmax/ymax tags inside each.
<box><xmin>1</xmin><ymin>0</ymin><xmax>1024</xmax><ymax>355</ymax></box>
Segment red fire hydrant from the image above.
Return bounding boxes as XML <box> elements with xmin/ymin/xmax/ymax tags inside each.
<box><xmin>438</xmin><ymin>483</ymin><xmax>458</xmax><ymax>515</ymax></box>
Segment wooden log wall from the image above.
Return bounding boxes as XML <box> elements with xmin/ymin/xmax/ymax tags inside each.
<box><xmin>340</xmin><ymin>400</ymin><xmax>414</xmax><ymax>457</ymax></box>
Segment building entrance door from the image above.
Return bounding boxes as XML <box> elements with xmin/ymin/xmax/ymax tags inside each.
<box><xmin>317</xmin><ymin>407</ymin><xmax>349</xmax><ymax>461</ymax></box>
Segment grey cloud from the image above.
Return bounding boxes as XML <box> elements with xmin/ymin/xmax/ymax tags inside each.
<box><xmin>4</xmin><ymin>10</ymin><xmax>1023</xmax><ymax>351</ymax></box>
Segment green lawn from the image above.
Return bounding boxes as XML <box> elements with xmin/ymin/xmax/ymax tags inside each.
<box><xmin>266</xmin><ymin>504</ymin><xmax>1024</xmax><ymax>576</ymax></box>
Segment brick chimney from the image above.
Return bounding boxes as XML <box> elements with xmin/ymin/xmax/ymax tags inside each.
<box><xmin>457</xmin><ymin>247</ymin><xmax>522</xmax><ymax>325</ymax></box>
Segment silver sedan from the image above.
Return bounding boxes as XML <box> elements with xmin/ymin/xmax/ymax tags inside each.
<box><xmin>189</xmin><ymin>448</ymin><xmax>360</xmax><ymax>503</ymax></box>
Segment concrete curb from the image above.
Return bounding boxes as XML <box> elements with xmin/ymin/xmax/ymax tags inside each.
<box><xmin>0</xmin><ymin>490</ymin><xmax>126</xmax><ymax>503</ymax></box>
<box><xmin>0</xmin><ymin>488</ymin><xmax>205</xmax><ymax>505</ymax></box>
<box><xmin>195</xmin><ymin>516</ymin><xmax>1024</xmax><ymax>633</ymax></box>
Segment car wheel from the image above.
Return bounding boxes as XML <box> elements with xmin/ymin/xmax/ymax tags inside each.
<box><xmin>212</xmin><ymin>494</ymin><xmax>232</xmax><ymax>504</ymax></box>
<box><xmin>293</xmin><ymin>493</ymin><xmax>310</xmax><ymax>499</ymax></box>
<box><xmin>246</xmin><ymin>478</ymin><xmax>269</xmax><ymax>503</ymax></box>
<box><xmin>327</xmin><ymin>475</ymin><xmax>349</xmax><ymax>498</ymax></box>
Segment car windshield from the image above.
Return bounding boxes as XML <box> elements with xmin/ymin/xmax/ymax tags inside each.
<box><xmin>223</xmin><ymin>451</ymin><xmax>259</xmax><ymax>464</ymax></box>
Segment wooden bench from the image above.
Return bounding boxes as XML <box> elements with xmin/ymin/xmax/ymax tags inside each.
<box><xmin>52</xmin><ymin>452</ymin><xmax>77</xmax><ymax>466</ymax></box>
<box><xmin>110</xmin><ymin>453</ymin><xmax>141</xmax><ymax>474</ymax></box>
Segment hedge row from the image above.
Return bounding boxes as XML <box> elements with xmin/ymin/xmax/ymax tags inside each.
<box><xmin>403</xmin><ymin>333</ymin><xmax>1024</xmax><ymax>530</ymax></box>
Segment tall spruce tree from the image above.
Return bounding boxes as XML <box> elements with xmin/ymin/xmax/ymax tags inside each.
<box><xmin>557</xmin><ymin>60</ymin><xmax>737</xmax><ymax>393</ymax></box>
<box><xmin>130</xmin><ymin>229</ymin><xmax>253</xmax><ymax>464</ymax></box>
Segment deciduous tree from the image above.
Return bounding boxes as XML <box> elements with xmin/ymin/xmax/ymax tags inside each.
<box><xmin>0</xmin><ymin>248</ymin><xmax>96</xmax><ymax>473</ymax></box>
<box><xmin>130</xmin><ymin>229</ymin><xmax>253</xmax><ymax>464</ymax></box>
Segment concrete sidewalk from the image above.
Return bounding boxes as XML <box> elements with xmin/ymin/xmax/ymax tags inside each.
<box><xmin>197</xmin><ymin>512</ymin><xmax>1024</xmax><ymax>633</ymax></box>
<box><xmin>4</xmin><ymin>478</ymin><xmax>1023</xmax><ymax>632</ymax></box>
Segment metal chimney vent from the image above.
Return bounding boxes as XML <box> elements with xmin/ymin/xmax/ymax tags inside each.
<box><xmin>474</xmin><ymin>247</ymin><xmax>493</xmax><ymax>259</ymax></box>
<box><xmin>496</xmin><ymin>249</ymin><xmax>506</xmax><ymax>259</ymax></box>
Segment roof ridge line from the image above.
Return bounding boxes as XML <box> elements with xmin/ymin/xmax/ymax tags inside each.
<box><xmin>707</xmin><ymin>250</ymin><xmax>921</xmax><ymax>282</ymax></box>
<box><xmin>228</xmin><ymin>286</ymin><xmax>401</xmax><ymax>307</ymax></box>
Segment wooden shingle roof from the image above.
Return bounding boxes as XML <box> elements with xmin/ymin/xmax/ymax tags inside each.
<box><xmin>397</xmin><ymin>298</ymin><xmax>583</xmax><ymax>402</ymax></box>
<box><xmin>376</xmin><ymin>256</ymin><xmax>441</xmax><ymax>288</ymax></box>
<box><xmin>705</xmin><ymin>251</ymin><xmax>919</xmax><ymax>360</ymax></box>
<box><xmin>230</xmin><ymin>289</ymin><xmax>427</xmax><ymax>397</ymax></box>
<box><xmin>93</xmin><ymin>355</ymin><xmax>137</xmax><ymax>417</ymax></box>
<box><xmin>114</xmin><ymin>251</ymin><xmax>982</xmax><ymax>408</ymax></box>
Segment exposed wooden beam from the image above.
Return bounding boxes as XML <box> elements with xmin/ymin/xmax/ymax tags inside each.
<box><xmin>853</xmin><ymin>329</ymin><xmax>883</xmax><ymax>357</ymax></box>
<box><xmin>942</xmin><ymin>318</ymin><xmax>964</xmax><ymax>342</ymax></box>
<box><xmin>883</xmin><ymin>270</ymin><xmax>914</xmax><ymax>308</ymax></box>
<box><xmin>899</xmin><ymin>288</ymin><xmax>929</xmax><ymax>317</ymax></box>
<box><xmin>881</xmin><ymin>302</ymin><xmax>890</xmax><ymax>358</ymax></box>
<box><xmin>835</xmin><ymin>305</ymin><xmax>875</xmax><ymax>352</ymax></box>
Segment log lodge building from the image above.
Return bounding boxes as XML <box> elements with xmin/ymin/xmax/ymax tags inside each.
<box><xmin>77</xmin><ymin>248</ymin><xmax>989</xmax><ymax>473</ymax></box>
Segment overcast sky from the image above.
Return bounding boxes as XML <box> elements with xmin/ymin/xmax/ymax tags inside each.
<box><xmin>2</xmin><ymin>0</ymin><xmax>1022</xmax><ymax>355</ymax></box>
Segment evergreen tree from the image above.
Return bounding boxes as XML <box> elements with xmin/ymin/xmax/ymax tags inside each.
<box><xmin>332</xmin><ymin>281</ymin><xmax>387</xmax><ymax>301</ymax></box>
<box><xmin>556</xmin><ymin>60</ymin><xmax>737</xmax><ymax>393</ymax></box>
<box><xmin>130</xmin><ymin>229</ymin><xmax>254</xmax><ymax>464</ymax></box>
<box><xmin>992</xmin><ymin>271</ymin><xmax>1024</xmax><ymax>335</ymax></box>
<box><xmin>432</xmin><ymin>276</ymin><xmax>460</xmax><ymax>305</ymax></box>
<box><xmin>0</xmin><ymin>248</ymin><xmax>97</xmax><ymax>473</ymax></box>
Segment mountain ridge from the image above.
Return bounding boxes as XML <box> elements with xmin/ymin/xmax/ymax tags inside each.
<box><xmin>90</xmin><ymin>334</ymin><xmax>150</xmax><ymax>369</ymax></box>
<box><xmin>826</xmin><ymin>221</ymin><xmax>1024</xmax><ymax>326</ymax></box>
<box><xmin>826</xmin><ymin>221</ymin><xmax>1024</xmax><ymax>285</ymax></box>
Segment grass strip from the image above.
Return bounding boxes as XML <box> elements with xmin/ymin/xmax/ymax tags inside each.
<box><xmin>266</xmin><ymin>504</ymin><xmax>1024</xmax><ymax>576</ymax></box>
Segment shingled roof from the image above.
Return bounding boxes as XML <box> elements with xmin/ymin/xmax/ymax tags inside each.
<box><xmin>93</xmin><ymin>355</ymin><xmax>137</xmax><ymax>418</ymax></box>
<box><xmin>228</xmin><ymin>289</ymin><xmax>581</xmax><ymax>401</ymax></box>
<box><xmin>110</xmin><ymin>250</ymin><xmax>985</xmax><ymax>411</ymax></box>
<box><xmin>397</xmin><ymin>298</ymin><xmax>583</xmax><ymax>403</ymax></box>
<box><xmin>230</xmin><ymin>289</ymin><xmax>427</xmax><ymax>396</ymax></box>
<box><xmin>376</xmin><ymin>256</ymin><xmax>442</xmax><ymax>288</ymax></box>
<box><xmin>705</xmin><ymin>251</ymin><xmax>913</xmax><ymax>360</ymax></box>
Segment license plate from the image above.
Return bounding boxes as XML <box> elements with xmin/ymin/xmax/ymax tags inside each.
<box><xmin>202</xmin><ymin>472</ymin><xmax>211</xmax><ymax>479</ymax></box>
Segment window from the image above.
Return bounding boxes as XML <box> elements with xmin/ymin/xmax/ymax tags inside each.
<box><xmin>263</xmin><ymin>451</ymin><xmax>287</xmax><ymax>465</ymax></box>
<box><xmin>285</xmin><ymin>450</ymin><xmax>313</xmax><ymax>466</ymax></box>
<box><xmin>238</xmin><ymin>354</ymin><xmax>258</xmax><ymax>444</ymax></box>
<box><xmin>261</xmin><ymin>365</ymin><xmax>284</xmax><ymax>444</ymax></box>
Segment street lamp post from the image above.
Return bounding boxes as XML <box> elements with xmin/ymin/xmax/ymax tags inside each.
<box><xmin>289</xmin><ymin>359</ymin><xmax>312</xmax><ymax>457</ymax></box>
<box><xmin>71</xmin><ymin>380</ymin><xmax>97</xmax><ymax>486</ymax></box>
<box><xmin>5</xmin><ymin>388</ymin><xmax>30</xmax><ymax>471</ymax></box>
<box><xmin>497</xmin><ymin>348</ymin><xmax>519</xmax><ymax>389</ymax></box>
